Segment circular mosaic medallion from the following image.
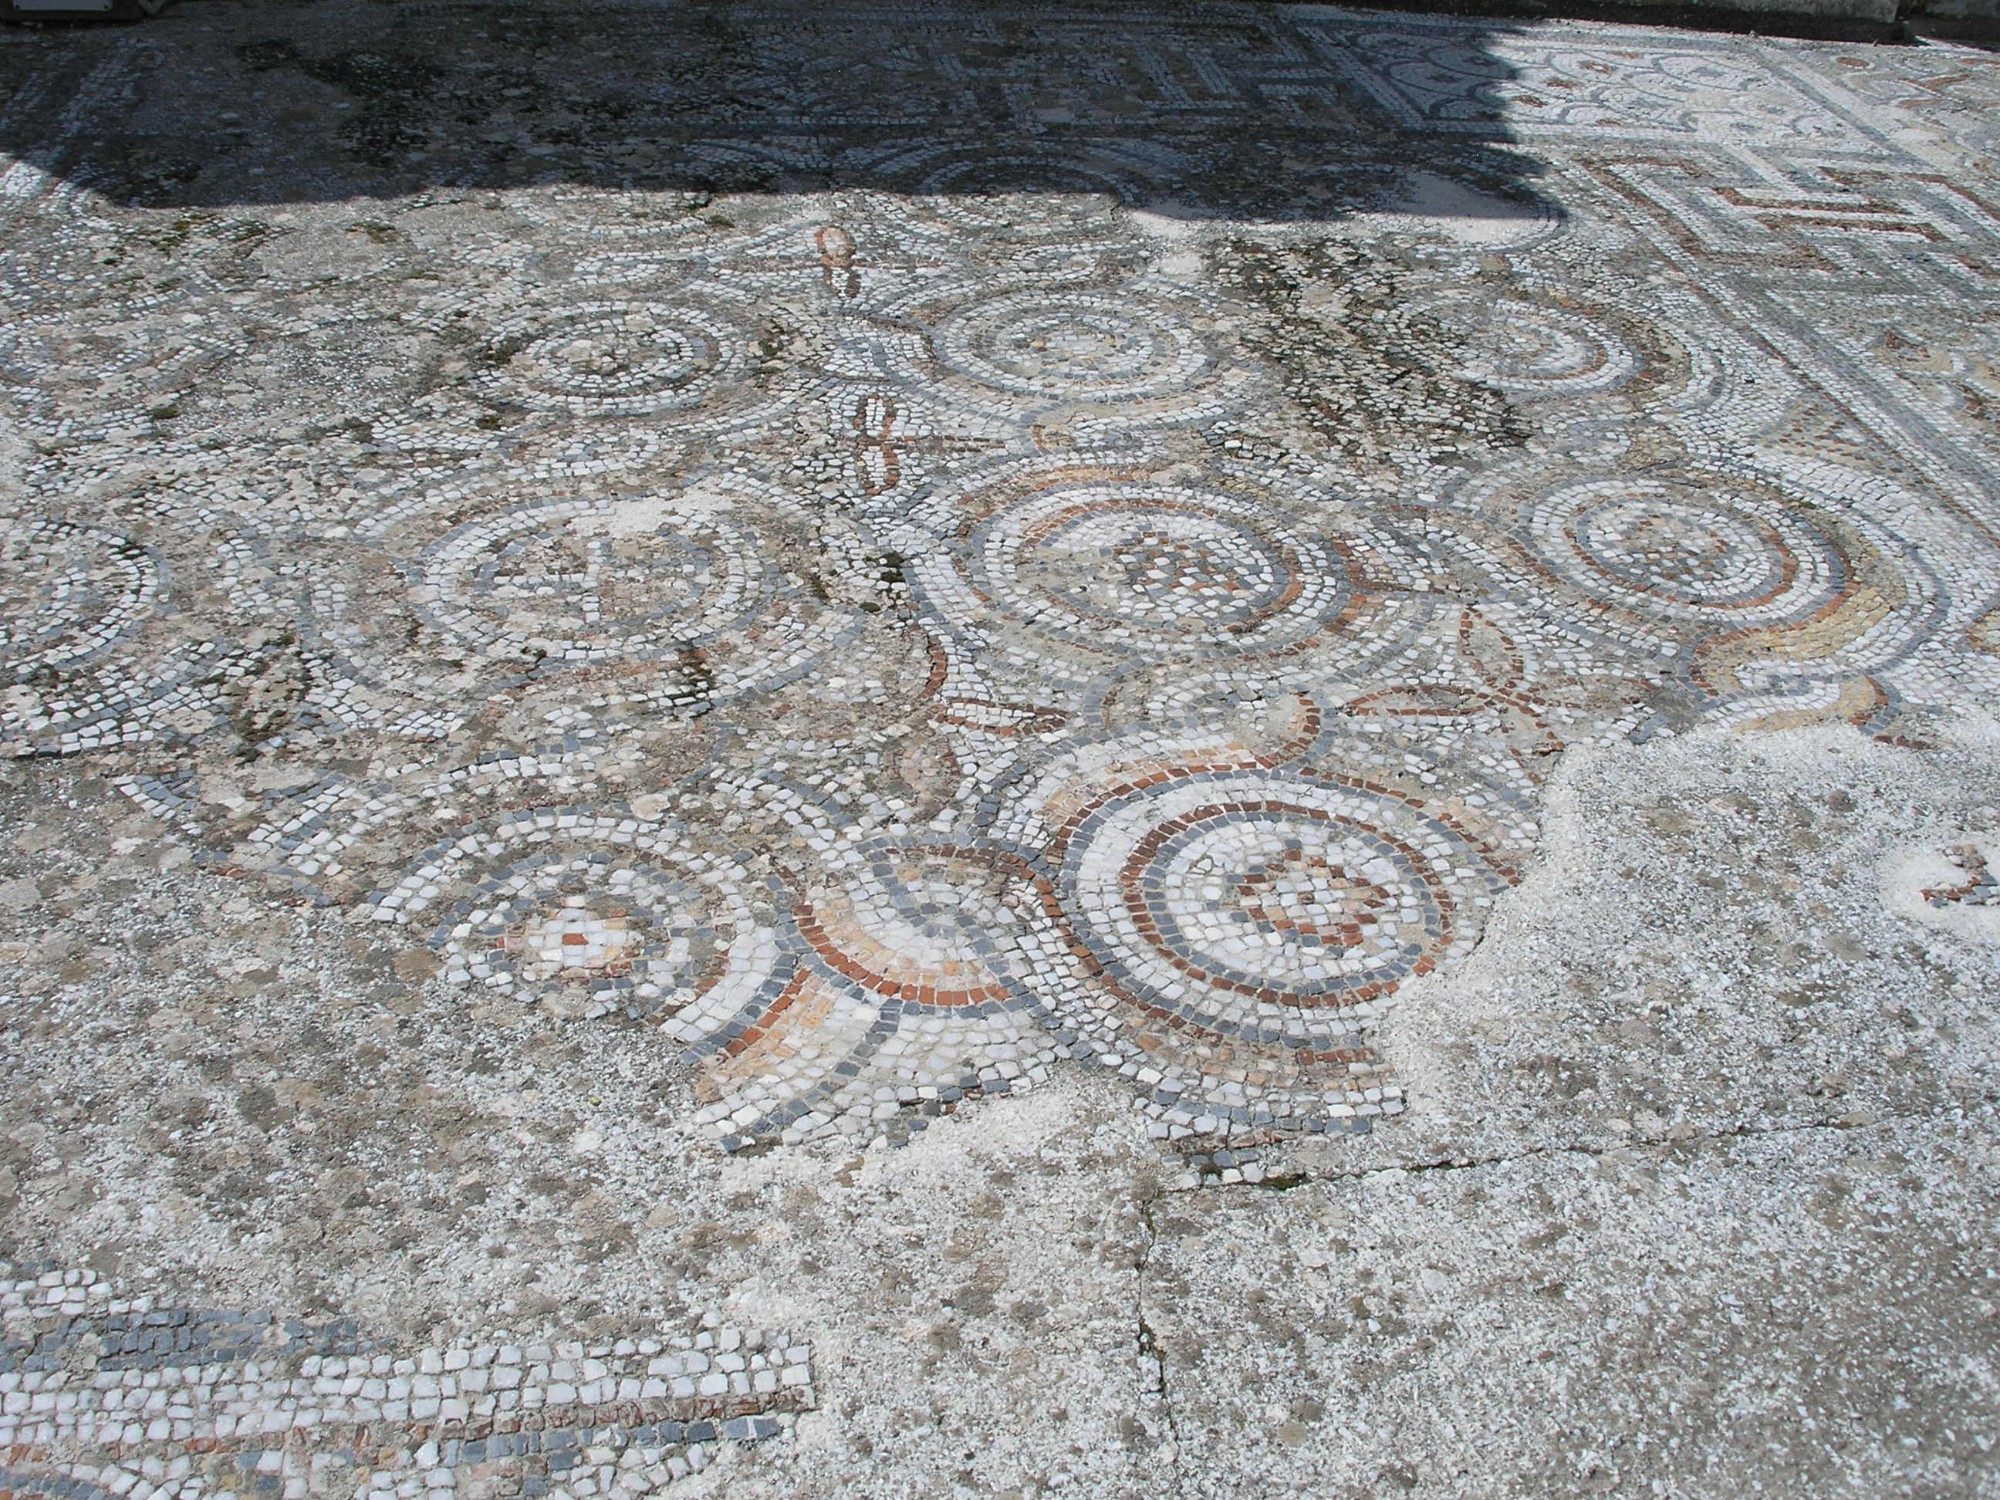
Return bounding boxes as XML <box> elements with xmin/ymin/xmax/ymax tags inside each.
<box><xmin>411</xmin><ymin>495</ymin><xmax>769</xmax><ymax>665</ymax></box>
<box><xmin>1457</xmin><ymin>300</ymin><xmax>1639</xmax><ymax>398</ymax></box>
<box><xmin>0</xmin><ymin>313</ymin><xmax>243</xmax><ymax>438</ymax></box>
<box><xmin>1528</xmin><ymin>477</ymin><xmax>1849</xmax><ymax>625</ymax></box>
<box><xmin>304</xmin><ymin>473</ymin><xmax>852</xmax><ymax>732</ymax></box>
<box><xmin>473</xmin><ymin>300</ymin><xmax>747</xmax><ymax>418</ymax></box>
<box><xmin>920</xmin><ymin>471</ymin><xmax>1366</xmax><ymax>691</ymax></box>
<box><xmin>1061</xmin><ymin>770</ymin><xmax>1505</xmax><ymax>1044</ymax></box>
<box><xmin>1449</xmin><ymin>467</ymin><xmax>1939</xmax><ymax>696</ymax></box>
<box><xmin>931</xmin><ymin>290</ymin><xmax>1209</xmax><ymax>402</ymax></box>
<box><xmin>1421</xmin><ymin>291</ymin><xmax>1695</xmax><ymax>409</ymax></box>
<box><xmin>373</xmin><ymin>811</ymin><xmax>789</xmax><ymax>1025</ymax></box>
<box><xmin>0</xmin><ymin>506</ymin><xmax>248</xmax><ymax>756</ymax></box>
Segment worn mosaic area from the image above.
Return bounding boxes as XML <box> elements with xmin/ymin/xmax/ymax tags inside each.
<box><xmin>0</xmin><ymin>3</ymin><xmax>1997</xmax><ymax>1162</ymax></box>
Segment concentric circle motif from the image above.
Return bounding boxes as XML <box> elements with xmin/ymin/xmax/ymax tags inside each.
<box><xmin>1456</xmin><ymin>300</ymin><xmax>1639</xmax><ymax>398</ymax></box>
<box><xmin>1459</xmin><ymin>471</ymin><xmax>1935</xmax><ymax>696</ymax></box>
<box><xmin>511</xmin><ymin>184</ymin><xmax>716</xmax><ymax>241</ymax></box>
<box><xmin>847</xmin><ymin>142</ymin><xmax>1158</xmax><ymax>239</ymax></box>
<box><xmin>931</xmin><ymin>290</ymin><xmax>1212</xmax><ymax>402</ymax></box>
<box><xmin>922</xmin><ymin>473</ymin><xmax>1363</xmax><ymax>690</ymax></box>
<box><xmin>411</xmin><ymin>495</ymin><xmax>769</xmax><ymax>666</ymax></box>
<box><xmin>473</xmin><ymin>301</ymin><xmax>745</xmax><ymax>417</ymax></box>
<box><xmin>0</xmin><ymin>490</ymin><xmax>294</xmax><ymax>756</ymax></box>
<box><xmin>1422</xmin><ymin>291</ymin><xmax>1694</xmax><ymax>408</ymax></box>
<box><xmin>1062</xmin><ymin>770</ymin><xmax>1505</xmax><ymax>1045</ymax></box>
<box><xmin>172</xmin><ymin>316</ymin><xmax>431</xmax><ymax>438</ymax></box>
<box><xmin>0</xmin><ymin>517</ymin><xmax>215</xmax><ymax>756</ymax></box>
<box><xmin>0</xmin><ymin>314</ymin><xmax>242</xmax><ymax>437</ymax></box>
<box><xmin>300</xmin><ymin>478</ymin><xmax>849</xmax><ymax>730</ymax></box>
<box><xmin>0</xmin><ymin>518</ymin><xmax>159</xmax><ymax>678</ymax></box>
<box><xmin>372</xmin><ymin>812</ymin><xmax>788</xmax><ymax>1026</ymax></box>
<box><xmin>1560</xmin><ymin>487</ymin><xmax>1807</xmax><ymax>615</ymax></box>
<box><xmin>1527</xmin><ymin>477</ymin><xmax>1843</xmax><ymax>624</ymax></box>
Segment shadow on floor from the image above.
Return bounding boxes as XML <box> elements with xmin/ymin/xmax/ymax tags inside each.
<box><xmin>0</xmin><ymin>0</ymin><xmax>1552</xmax><ymax>225</ymax></box>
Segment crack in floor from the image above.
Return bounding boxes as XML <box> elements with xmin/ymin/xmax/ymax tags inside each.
<box><xmin>1133</xmin><ymin>1190</ymin><xmax>1186</xmax><ymax>1496</ymax></box>
<box><xmin>1206</xmin><ymin>1097</ymin><xmax>1999</xmax><ymax>1190</ymax></box>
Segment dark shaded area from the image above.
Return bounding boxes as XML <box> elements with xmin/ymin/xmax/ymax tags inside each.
<box><xmin>1341</xmin><ymin>0</ymin><xmax>1920</xmax><ymax>42</ymax></box>
<box><xmin>0</xmin><ymin>0</ymin><xmax>1554</xmax><ymax>225</ymax></box>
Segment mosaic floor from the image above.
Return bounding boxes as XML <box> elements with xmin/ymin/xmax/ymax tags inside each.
<box><xmin>2</xmin><ymin>2</ymin><xmax>1998</xmax><ymax>1495</ymax></box>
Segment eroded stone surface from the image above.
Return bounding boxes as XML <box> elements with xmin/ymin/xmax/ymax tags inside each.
<box><xmin>0</xmin><ymin>3</ymin><xmax>1996</xmax><ymax>1496</ymax></box>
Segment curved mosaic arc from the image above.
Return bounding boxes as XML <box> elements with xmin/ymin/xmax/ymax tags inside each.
<box><xmin>0</xmin><ymin>221</ymin><xmax>227</xmax><ymax>323</ymax></box>
<box><xmin>1421</xmin><ymin>288</ymin><xmax>1697</xmax><ymax>407</ymax></box>
<box><xmin>510</xmin><ymin>184</ymin><xmax>720</xmax><ymax>244</ymax></box>
<box><xmin>240</xmin><ymin>209</ymin><xmax>434</xmax><ymax>290</ymax></box>
<box><xmin>1699</xmin><ymin>672</ymin><xmax>1906</xmax><ymax>738</ymax></box>
<box><xmin>1338</xmin><ymin>680</ymin><xmax>1568</xmax><ymax>787</ymax></box>
<box><xmin>0</xmin><ymin>312</ymin><xmax>247</xmax><ymax>443</ymax></box>
<box><xmin>458</xmin><ymin>289</ymin><xmax>799</xmax><ymax>436</ymax></box>
<box><xmin>198</xmin><ymin>734</ymin><xmax>684</xmax><ymax>900</ymax></box>
<box><xmin>0</xmin><ymin>502</ymin><xmax>261</xmax><ymax>757</ymax></box>
<box><xmin>2</xmin><ymin>517</ymin><xmax>158</xmax><ymax>678</ymax></box>
<box><xmin>1080</xmin><ymin>657</ymin><xmax>1351</xmax><ymax>745</ymax></box>
<box><xmin>839</xmin><ymin>139</ymin><xmax>1183</xmax><ymax>240</ymax></box>
<box><xmin>470</xmin><ymin>299</ymin><xmax>742</xmax><ymax>418</ymax></box>
<box><xmin>508</xmin><ymin>138</ymin><xmax>821</xmax><ymax>245</ymax></box>
<box><xmin>686</xmin><ymin>840</ymin><xmax>1071</xmax><ymax>1149</ymax></box>
<box><xmin>985</xmin><ymin>694</ymin><xmax>1329</xmax><ymax>854</ymax></box>
<box><xmin>0</xmin><ymin>1466</ymin><xmax>127</xmax><ymax>1500</ymax></box>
